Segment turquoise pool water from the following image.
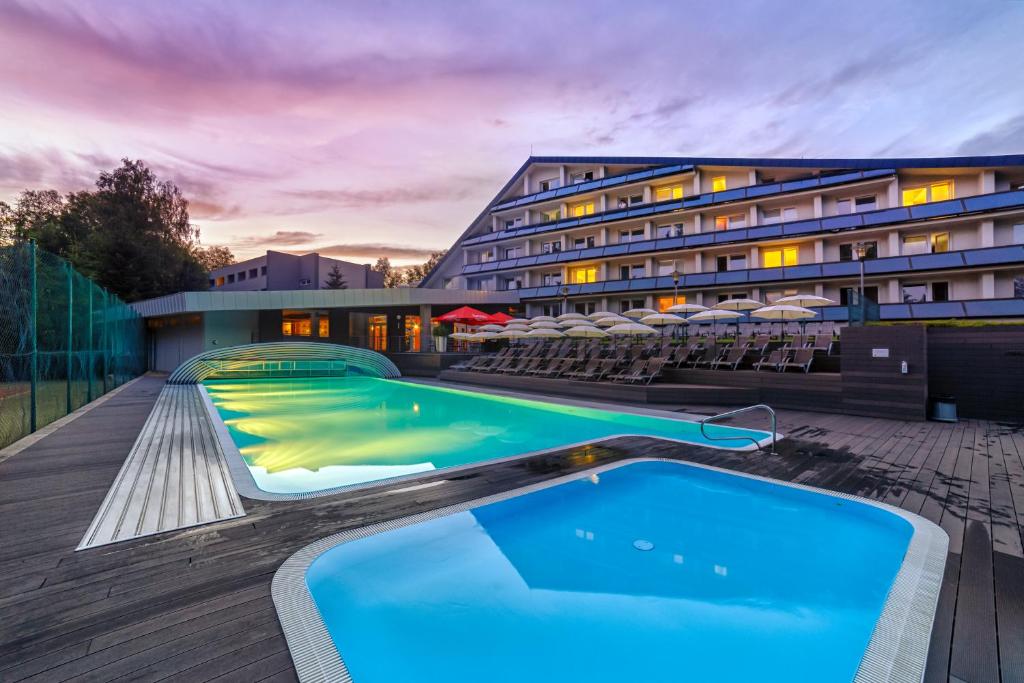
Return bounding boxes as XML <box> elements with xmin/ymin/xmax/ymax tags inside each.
<box><xmin>305</xmin><ymin>460</ymin><xmax>913</xmax><ymax>682</ymax></box>
<box><xmin>204</xmin><ymin>377</ymin><xmax>769</xmax><ymax>494</ymax></box>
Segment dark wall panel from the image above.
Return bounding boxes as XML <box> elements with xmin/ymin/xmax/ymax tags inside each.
<box><xmin>927</xmin><ymin>326</ymin><xmax>1024</xmax><ymax>421</ymax></box>
<box><xmin>841</xmin><ymin>326</ymin><xmax>928</xmax><ymax>421</ymax></box>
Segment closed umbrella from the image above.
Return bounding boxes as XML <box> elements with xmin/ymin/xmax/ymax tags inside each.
<box><xmin>687</xmin><ymin>309</ymin><xmax>743</xmax><ymax>336</ymax></box>
<box><xmin>530</xmin><ymin>320</ymin><xmax>562</xmax><ymax>329</ymax></box>
<box><xmin>623</xmin><ymin>307</ymin><xmax>658</xmax><ymax>319</ymax></box>
<box><xmin>750</xmin><ymin>304</ymin><xmax>818</xmax><ymax>337</ymax></box>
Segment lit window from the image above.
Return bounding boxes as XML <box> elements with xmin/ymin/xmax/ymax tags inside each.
<box><xmin>569</xmin><ymin>266</ymin><xmax>597</xmax><ymax>284</ymax></box>
<box><xmin>765</xmin><ymin>289</ymin><xmax>798</xmax><ymax>304</ymax></box>
<box><xmin>657</xmin><ymin>295</ymin><xmax>684</xmax><ymax>311</ymax></box>
<box><xmin>318</xmin><ymin>318</ymin><xmax>330</xmax><ymax>338</ymax></box>
<box><xmin>762</xmin><ymin>247</ymin><xmax>798</xmax><ymax>268</ymax></box>
<box><xmin>715</xmin><ymin>216</ymin><xmax>728</xmax><ymax>231</ymax></box>
<box><xmin>931</xmin><ymin>233</ymin><xmax>950</xmax><ymax>253</ymax></box>
<box><xmin>215</xmin><ymin>276</ymin><xmax>225</xmax><ymax>287</ymax></box>
<box><xmin>282</xmin><ymin>321</ymin><xmax>293</xmax><ymax>336</ymax></box>
<box><xmin>570</xmin><ymin>202</ymin><xmax>595</xmax><ymax>217</ymax></box>
<box><xmin>712</xmin><ymin>176</ymin><xmax>727</xmax><ymax>192</ymax></box>
<box><xmin>655</xmin><ymin>185</ymin><xmax>684</xmax><ymax>202</ymax></box>
<box><xmin>902</xmin><ymin>180</ymin><xmax>954</xmax><ymax>206</ymax></box>
<box><xmin>902</xmin><ymin>235</ymin><xmax>929</xmax><ymax>255</ymax></box>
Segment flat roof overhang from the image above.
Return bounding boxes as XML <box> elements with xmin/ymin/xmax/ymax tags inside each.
<box><xmin>131</xmin><ymin>288</ymin><xmax>521</xmax><ymax>318</ymax></box>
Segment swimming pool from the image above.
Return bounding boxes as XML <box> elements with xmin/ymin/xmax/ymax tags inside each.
<box><xmin>274</xmin><ymin>459</ymin><xmax>947</xmax><ymax>683</ymax></box>
<box><xmin>202</xmin><ymin>376</ymin><xmax>770</xmax><ymax>495</ymax></box>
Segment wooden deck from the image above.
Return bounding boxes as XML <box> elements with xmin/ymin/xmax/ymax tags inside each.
<box><xmin>1</xmin><ymin>374</ymin><xmax>1022</xmax><ymax>682</ymax></box>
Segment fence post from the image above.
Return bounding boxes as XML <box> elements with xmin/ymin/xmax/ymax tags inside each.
<box><xmin>101</xmin><ymin>290</ymin><xmax>109</xmax><ymax>394</ymax></box>
<box><xmin>28</xmin><ymin>240</ymin><xmax>38</xmax><ymax>433</ymax></box>
<box><xmin>66</xmin><ymin>261</ymin><xmax>73</xmax><ymax>413</ymax></box>
<box><xmin>87</xmin><ymin>284</ymin><xmax>94</xmax><ymax>402</ymax></box>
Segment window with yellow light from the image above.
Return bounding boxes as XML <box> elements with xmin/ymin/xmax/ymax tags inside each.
<box><xmin>570</xmin><ymin>202</ymin><xmax>595</xmax><ymax>217</ymax></box>
<box><xmin>712</xmin><ymin>176</ymin><xmax>727</xmax><ymax>192</ymax></box>
<box><xmin>569</xmin><ymin>266</ymin><xmax>598</xmax><ymax>284</ymax></box>
<box><xmin>714</xmin><ymin>216</ymin><xmax>729</xmax><ymax>231</ymax></box>
<box><xmin>655</xmin><ymin>185</ymin><xmax>683</xmax><ymax>202</ymax></box>
<box><xmin>902</xmin><ymin>180</ymin><xmax>953</xmax><ymax>206</ymax></box>
<box><xmin>657</xmin><ymin>294</ymin><xmax>685</xmax><ymax>311</ymax></box>
<box><xmin>318</xmin><ymin>317</ymin><xmax>330</xmax><ymax>338</ymax></box>
<box><xmin>762</xmin><ymin>246</ymin><xmax>799</xmax><ymax>268</ymax></box>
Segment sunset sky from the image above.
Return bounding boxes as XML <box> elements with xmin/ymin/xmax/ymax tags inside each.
<box><xmin>1</xmin><ymin>0</ymin><xmax>1023</xmax><ymax>265</ymax></box>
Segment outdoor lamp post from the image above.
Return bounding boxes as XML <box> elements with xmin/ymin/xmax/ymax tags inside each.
<box><xmin>561</xmin><ymin>285</ymin><xmax>570</xmax><ymax>316</ymax></box>
<box><xmin>854</xmin><ymin>242</ymin><xmax>869</xmax><ymax>325</ymax></box>
<box><xmin>671</xmin><ymin>265</ymin><xmax>682</xmax><ymax>339</ymax></box>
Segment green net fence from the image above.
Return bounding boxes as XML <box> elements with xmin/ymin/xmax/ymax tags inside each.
<box><xmin>0</xmin><ymin>241</ymin><xmax>146</xmax><ymax>449</ymax></box>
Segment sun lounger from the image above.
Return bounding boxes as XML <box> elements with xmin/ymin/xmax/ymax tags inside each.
<box><xmin>609</xmin><ymin>359</ymin><xmax>647</xmax><ymax>383</ymax></box>
<box><xmin>711</xmin><ymin>347</ymin><xmax>747</xmax><ymax>370</ymax></box>
<box><xmin>781</xmin><ymin>348</ymin><xmax>815</xmax><ymax>373</ymax></box>
<box><xmin>754</xmin><ymin>348</ymin><xmax>788</xmax><ymax>372</ymax></box>
<box><xmin>629</xmin><ymin>358</ymin><xmax>666</xmax><ymax>384</ymax></box>
<box><xmin>565</xmin><ymin>358</ymin><xmax>602</xmax><ymax>380</ymax></box>
<box><xmin>692</xmin><ymin>346</ymin><xmax>722</xmax><ymax>368</ymax></box>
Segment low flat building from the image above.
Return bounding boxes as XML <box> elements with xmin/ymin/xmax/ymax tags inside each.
<box><xmin>420</xmin><ymin>155</ymin><xmax>1024</xmax><ymax>322</ymax></box>
<box><xmin>208</xmin><ymin>250</ymin><xmax>384</xmax><ymax>291</ymax></box>
<box><xmin>132</xmin><ymin>288</ymin><xmax>519</xmax><ymax>372</ymax></box>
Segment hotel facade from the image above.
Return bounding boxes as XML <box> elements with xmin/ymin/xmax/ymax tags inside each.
<box><xmin>420</xmin><ymin>155</ymin><xmax>1024</xmax><ymax>322</ymax></box>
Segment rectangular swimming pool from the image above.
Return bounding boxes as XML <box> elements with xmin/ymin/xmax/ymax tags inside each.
<box><xmin>275</xmin><ymin>460</ymin><xmax>947</xmax><ymax>682</ymax></box>
<box><xmin>203</xmin><ymin>376</ymin><xmax>770</xmax><ymax>495</ymax></box>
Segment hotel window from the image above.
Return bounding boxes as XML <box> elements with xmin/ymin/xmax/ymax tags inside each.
<box><xmin>717</xmin><ymin>292</ymin><xmax>748</xmax><ymax>303</ymax></box>
<box><xmin>260</xmin><ymin>265</ymin><xmax>267</xmax><ymax>275</ymax></box>
<box><xmin>714</xmin><ymin>214</ymin><xmax>745</xmax><ymax>231</ymax></box>
<box><xmin>617</xmin><ymin>195</ymin><xmax>644</xmax><ymax>209</ymax></box>
<box><xmin>573</xmin><ymin>236</ymin><xmax>596</xmax><ymax>249</ymax></box>
<box><xmin>902</xmin><ymin>180</ymin><xmax>954</xmax><ymax>206</ymax></box>
<box><xmin>570</xmin><ymin>171</ymin><xmax>594</xmax><ymax>184</ymax></box>
<box><xmin>215</xmin><ymin>276</ymin><xmax>225</xmax><ymax>287</ymax></box>
<box><xmin>237</xmin><ymin>271</ymin><xmax>246</xmax><ymax>281</ymax></box>
<box><xmin>541</xmin><ymin>240</ymin><xmax>561</xmax><ymax>254</ymax></box>
<box><xmin>657</xmin><ymin>295</ymin><xmax>684</xmax><ymax>311</ymax></box>
<box><xmin>542</xmin><ymin>272</ymin><xmax>562</xmax><ymax>286</ymax></box>
<box><xmin>901</xmin><ymin>283</ymin><xmax>928</xmax><ymax>304</ymax></box>
<box><xmin>765</xmin><ymin>289</ymin><xmax>798</xmax><ymax>304</ymax></box>
<box><xmin>654</xmin><ymin>185</ymin><xmax>684</xmax><ymax>202</ymax></box>
<box><xmin>657</xmin><ymin>260</ymin><xmax>679</xmax><ymax>276</ymax></box>
<box><xmin>712</xmin><ymin>176</ymin><xmax>727</xmax><ymax>192</ymax></box>
<box><xmin>504</xmin><ymin>217</ymin><xmax>523</xmax><ymax>230</ymax></box>
<box><xmin>839</xmin><ymin>241</ymin><xmax>878</xmax><ymax>261</ymax></box>
<box><xmin>282</xmin><ymin>312</ymin><xmax>312</xmax><ymax>337</ymax></box>
<box><xmin>656</xmin><ymin>223</ymin><xmax>683</xmax><ymax>238</ymax></box>
<box><xmin>318</xmin><ymin>317</ymin><xmax>330</xmax><ymax>338</ymax></box>
<box><xmin>836</xmin><ymin>195</ymin><xmax>877</xmax><ymax>214</ymax></box>
<box><xmin>840</xmin><ymin>286</ymin><xmax>879</xmax><ymax>306</ymax></box>
<box><xmin>1014</xmin><ymin>275</ymin><xmax>1024</xmax><ymax>298</ymax></box>
<box><xmin>504</xmin><ymin>247</ymin><xmax>521</xmax><ymax>259</ymax></box>
<box><xmin>570</xmin><ymin>202</ymin><xmax>595</xmax><ymax>217</ymax></box>
<box><xmin>540</xmin><ymin>208</ymin><xmax>560</xmax><ymax>223</ymax></box>
<box><xmin>618</xmin><ymin>264</ymin><xmax>645</xmax><ymax>280</ymax></box>
<box><xmin>1014</xmin><ymin>224</ymin><xmax>1024</xmax><ymax>245</ymax></box>
<box><xmin>539</xmin><ymin>178</ymin><xmax>558</xmax><ymax>192</ymax></box>
<box><xmin>619</xmin><ymin>229</ymin><xmax>645</xmax><ymax>243</ymax></box>
<box><xmin>208</xmin><ymin>279</ymin><xmax>215</xmax><ymax>288</ymax></box>
<box><xmin>569</xmin><ymin>266</ymin><xmax>598</xmax><ymax>284</ymax></box>
<box><xmin>227</xmin><ymin>273</ymin><xmax>235</xmax><ymax>283</ymax></box>
<box><xmin>932</xmin><ymin>281</ymin><xmax>949</xmax><ymax>302</ymax></box>
<box><xmin>249</xmin><ymin>268</ymin><xmax>258</xmax><ymax>278</ymax></box>
<box><xmin>762</xmin><ymin>246</ymin><xmax>798</xmax><ymax>268</ymax></box>
<box><xmin>541</xmin><ymin>304</ymin><xmax>560</xmax><ymax>317</ymax></box>
<box><xmin>575</xmin><ymin>301</ymin><xmax>597</xmax><ymax>315</ymax></box>
<box><xmin>502</xmin><ymin>277</ymin><xmax>522</xmax><ymax>291</ymax></box>
<box><xmin>621</xmin><ymin>299</ymin><xmax>645</xmax><ymax>313</ymax></box>
<box><xmin>931</xmin><ymin>232</ymin><xmax>950</xmax><ymax>253</ymax></box>
<box><xmin>763</xmin><ymin>207</ymin><xmax>798</xmax><ymax>224</ymax></box>
<box><xmin>716</xmin><ymin>254</ymin><xmax>747</xmax><ymax>271</ymax></box>
<box><xmin>902</xmin><ymin>232</ymin><xmax>948</xmax><ymax>255</ymax></box>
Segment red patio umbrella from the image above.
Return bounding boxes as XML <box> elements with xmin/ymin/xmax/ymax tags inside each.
<box><xmin>436</xmin><ymin>306</ymin><xmax>495</xmax><ymax>325</ymax></box>
<box><xmin>489</xmin><ymin>312</ymin><xmax>514</xmax><ymax>323</ymax></box>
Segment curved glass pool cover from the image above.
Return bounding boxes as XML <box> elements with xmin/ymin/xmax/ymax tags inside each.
<box><xmin>204</xmin><ymin>376</ymin><xmax>770</xmax><ymax>494</ymax></box>
<box><xmin>288</xmin><ymin>460</ymin><xmax>930</xmax><ymax>682</ymax></box>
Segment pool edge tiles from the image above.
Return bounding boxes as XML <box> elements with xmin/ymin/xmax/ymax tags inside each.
<box><xmin>271</xmin><ymin>457</ymin><xmax>949</xmax><ymax>683</ymax></box>
<box><xmin>197</xmin><ymin>379</ymin><xmax>777</xmax><ymax>501</ymax></box>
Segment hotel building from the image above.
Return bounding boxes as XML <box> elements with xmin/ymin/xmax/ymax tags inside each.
<box><xmin>420</xmin><ymin>155</ymin><xmax>1024</xmax><ymax>322</ymax></box>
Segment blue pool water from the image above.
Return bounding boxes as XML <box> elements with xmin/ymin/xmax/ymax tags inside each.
<box><xmin>305</xmin><ymin>461</ymin><xmax>913</xmax><ymax>682</ymax></box>
<box><xmin>204</xmin><ymin>377</ymin><xmax>769</xmax><ymax>494</ymax></box>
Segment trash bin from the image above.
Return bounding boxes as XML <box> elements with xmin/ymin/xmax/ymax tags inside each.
<box><xmin>929</xmin><ymin>395</ymin><xmax>958</xmax><ymax>423</ymax></box>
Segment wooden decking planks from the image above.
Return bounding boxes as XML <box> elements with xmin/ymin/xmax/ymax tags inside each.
<box><xmin>77</xmin><ymin>385</ymin><xmax>245</xmax><ymax>550</ymax></box>
<box><xmin>0</xmin><ymin>376</ymin><xmax>1022</xmax><ymax>682</ymax></box>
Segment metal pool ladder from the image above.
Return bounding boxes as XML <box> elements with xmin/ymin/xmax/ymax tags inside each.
<box><xmin>699</xmin><ymin>404</ymin><xmax>778</xmax><ymax>455</ymax></box>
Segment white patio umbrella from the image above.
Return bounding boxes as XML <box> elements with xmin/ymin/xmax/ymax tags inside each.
<box><xmin>506</xmin><ymin>318</ymin><xmax>531</xmax><ymax>325</ymax></box>
<box><xmin>504</xmin><ymin>323</ymin><xmax>531</xmax><ymax>331</ymax></box>
<box><xmin>687</xmin><ymin>308</ymin><xmax>743</xmax><ymax>336</ymax></box>
<box><xmin>564</xmin><ymin>325</ymin><xmax>609</xmax><ymax>338</ymax></box>
<box><xmin>478</xmin><ymin>324</ymin><xmax>505</xmax><ymax>332</ymax></box>
<box><xmin>641</xmin><ymin>312</ymin><xmax>686</xmax><ymax>337</ymax></box>
<box><xmin>594</xmin><ymin>315</ymin><xmax>630</xmax><ymax>327</ymax></box>
<box><xmin>530</xmin><ymin>315</ymin><xmax>558</xmax><ymax>323</ymax></box>
<box><xmin>606</xmin><ymin>322</ymin><xmax>659</xmax><ymax>337</ymax></box>
<box><xmin>496</xmin><ymin>328</ymin><xmax>528</xmax><ymax>344</ymax></box>
<box><xmin>530</xmin><ymin>320</ymin><xmax>562</xmax><ymax>329</ymax></box>
<box><xmin>750</xmin><ymin>304</ymin><xmax>818</xmax><ymax>337</ymax></box>
<box><xmin>525</xmin><ymin>328</ymin><xmax>566</xmax><ymax>338</ymax></box>
<box><xmin>556</xmin><ymin>312</ymin><xmax>588</xmax><ymax>321</ymax></box>
<box><xmin>587</xmin><ymin>310</ymin><xmax>619</xmax><ymax>320</ymax></box>
<box><xmin>622</xmin><ymin>307</ymin><xmax>658</xmax><ymax>319</ymax></box>
<box><xmin>666</xmin><ymin>303</ymin><xmax>708</xmax><ymax>314</ymax></box>
<box><xmin>713</xmin><ymin>299</ymin><xmax>764</xmax><ymax>336</ymax></box>
<box><xmin>773</xmin><ymin>294</ymin><xmax>835</xmax><ymax>308</ymax></box>
<box><xmin>469</xmin><ymin>330</ymin><xmax>499</xmax><ymax>341</ymax></box>
<box><xmin>560</xmin><ymin>318</ymin><xmax>596</xmax><ymax>328</ymax></box>
<box><xmin>449</xmin><ymin>332</ymin><xmax>474</xmax><ymax>340</ymax></box>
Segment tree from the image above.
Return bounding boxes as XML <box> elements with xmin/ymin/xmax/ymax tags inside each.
<box><xmin>373</xmin><ymin>256</ymin><xmax>404</xmax><ymax>288</ymax></box>
<box><xmin>323</xmin><ymin>263</ymin><xmax>348</xmax><ymax>289</ymax></box>
<box><xmin>194</xmin><ymin>245</ymin><xmax>236</xmax><ymax>272</ymax></box>
<box><xmin>402</xmin><ymin>249</ymin><xmax>448</xmax><ymax>285</ymax></box>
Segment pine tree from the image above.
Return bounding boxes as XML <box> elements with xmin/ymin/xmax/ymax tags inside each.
<box><xmin>323</xmin><ymin>263</ymin><xmax>348</xmax><ymax>289</ymax></box>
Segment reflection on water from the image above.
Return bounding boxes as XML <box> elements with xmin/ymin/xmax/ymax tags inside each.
<box><xmin>204</xmin><ymin>377</ymin><xmax>767</xmax><ymax>494</ymax></box>
<box><xmin>305</xmin><ymin>461</ymin><xmax>913</xmax><ymax>683</ymax></box>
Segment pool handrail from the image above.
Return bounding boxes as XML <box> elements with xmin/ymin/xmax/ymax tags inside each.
<box><xmin>699</xmin><ymin>404</ymin><xmax>778</xmax><ymax>455</ymax></box>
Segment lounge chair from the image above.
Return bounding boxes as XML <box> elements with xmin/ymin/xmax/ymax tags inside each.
<box><xmin>565</xmin><ymin>358</ymin><xmax>601</xmax><ymax>380</ymax></box>
<box><xmin>781</xmin><ymin>348</ymin><xmax>815</xmax><ymax>373</ymax></box>
<box><xmin>511</xmin><ymin>357</ymin><xmax>544</xmax><ymax>375</ymax></box>
<box><xmin>529</xmin><ymin>358</ymin><xmax>566</xmax><ymax>377</ymax></box>
<box><xmin>711</xmin><ymin>347</ymin><xmax>747</xmax><ymax>370</ymax></box>
<box><xmin>754</xmin><ymin>348</ymin><xmax>788</xmax><ymax>372</ymax></box>
<box><xmin>692</xmin><ymin>346</ymin><xmax>722</xmax><ymax>368</ymax></box>
<box><xmin>630</xmin><ymin>358</ymin><xmax>666</xmax><ymax>384</ymax></box>
<box><xmin>609</xmin><ymin>359</ymin><xmax>647</xmax><ymax>383</ymax></box>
